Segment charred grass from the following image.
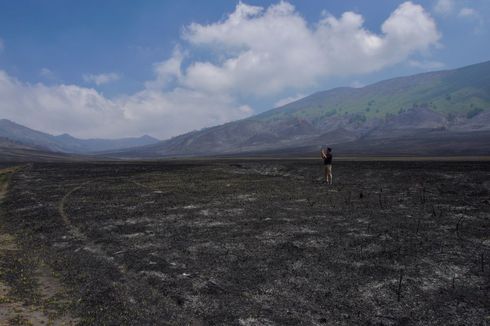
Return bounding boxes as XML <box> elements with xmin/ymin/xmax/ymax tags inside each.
<box><xmin>0</xmin><ymin>165</ymin><xmax>78</xmax><ymax>325</ymax></box>
<box><xmin>0</xmin><ymin>160</ymin><xmax>489</xmax><ymax>325</ymax></box>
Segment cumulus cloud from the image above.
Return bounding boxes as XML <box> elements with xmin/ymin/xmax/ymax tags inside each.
<box><xmin>274</xmin><ymin>94</ymin><xmax>306</xmax><ymax>107</ymax></box>
<box><xmin>434</xmin><ymin>0</ymin><xmax>481</xmax><ymax>23</ymax></box>
<box><xmin>177</xmin><ymin>1</ymin><xmax>440</xmax><ymax>97</ymax></box>
<box><xmin>0</xmin><ymin>71</ymin><xmax>120</xmax><ymax>137</ymax></box>
<box><xmin>40</xmin><ymin>68</ymin><xmax>57</xmax><ymax>80</ymax></box>
<box><xmin>0</xmin><ymin>1</ymin><xmax>441</xmax><ymax>139</ymax></box>
<box><xmin>434</xmin><ymin>0</ymin><xmax>455</xmax><ymax>15</ymax></box>
<box><xmin>120</xmin><ymin>88</ymin><xmax>252</xmax><ymax>138</ymax></box>
<box><xmin>145</xmin><ymin>47</ymin><xmax>184</xmax><ymax>90</ymax></box>
<box><xmin>0</xmin><ymin>70</ymin><xmax>252</xmax><ymax>139</ymax></box>
<box><xmin>83</xmin><ymin>72</ymin><xmax>121</xmax><ymax>86</ymax></box>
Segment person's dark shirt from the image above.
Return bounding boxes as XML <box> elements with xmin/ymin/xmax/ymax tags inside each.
<box><xmin>323</xmin><ymin>153</ymin><xmax>332</xmax><ymax>165</ymax></box>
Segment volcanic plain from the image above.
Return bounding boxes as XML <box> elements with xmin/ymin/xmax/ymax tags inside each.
<box><xmin>0</xmin><ymin>160</ymin><xmax>488</xmax><ymax>325</ymax></box>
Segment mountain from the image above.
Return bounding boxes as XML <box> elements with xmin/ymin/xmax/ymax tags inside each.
<box><xmin>0</xmin><ymin>137</ymin><xmax>39</xmax><ymax>151</ymax></box>
<box><xmin>113</xmin><ymin>60</ymin><xmax>490</xmax><ymax>158</ymax></box>
<box><xmin>0</xmin><ymin>136</ymin><xmax>84</xmax><ymax>162</ymax></box>
<box><xmin>0</xmin><ymin>119</ymin><xmax>160</xmax><ymax>154</ymax></box>
<box><xmin>51</xmin><ymin>132</ymin><xmax>159</xmax><ymax>153</ymax></box>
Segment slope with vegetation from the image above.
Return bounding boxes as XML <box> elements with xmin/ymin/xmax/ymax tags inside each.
<box><xmin>112</xmin><ymin>60</ymin><xmax>490</xmax><ymax>157</ymax></box>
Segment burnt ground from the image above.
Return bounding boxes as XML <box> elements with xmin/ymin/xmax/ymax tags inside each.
<box><xmin>0</xmin><ymin>160</ymin><xmax>489</xmax><ymax>325</ymax></box>
<box><xmin>0</xmin><ymin>166</ymin><xmax>79</xmax><ymax>325</ymax></box>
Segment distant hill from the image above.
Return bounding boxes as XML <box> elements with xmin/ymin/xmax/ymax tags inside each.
<box><xmin>112</xmin><ymin>60</ymin><xmax>490</xmax><ymax>158</ymax></box>
<box><xmin>0</xmin><ymin>119</ymin><xmax>159</xmax><ymax>154</ymax></box>
<box><xmin>0</xmin><ymin>136</ymin><xmax>84</xmax><ymax>162</ymax></box>
<box><xmin>0</xmin><ymin>136</ymin><xmax>40</xmax><ymax>151</ymax></box>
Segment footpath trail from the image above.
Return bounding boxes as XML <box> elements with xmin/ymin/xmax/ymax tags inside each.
<box><xmin>0</xmin><ymin>166</ymin><xmax>78</xmax><ymax>326</ymax></box>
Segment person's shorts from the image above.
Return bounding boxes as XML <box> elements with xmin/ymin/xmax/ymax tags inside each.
<box><xmin>325</xmin><ymin>164</ymin><xmax>332</xmax><ymax>173</ymax></box>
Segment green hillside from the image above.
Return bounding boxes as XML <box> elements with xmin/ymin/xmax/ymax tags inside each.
<box><xmin>257</xmin><ymin>60</ymin><xmax>490</xmax><ymax>122</ymax></box>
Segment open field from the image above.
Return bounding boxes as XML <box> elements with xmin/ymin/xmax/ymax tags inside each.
<box><xmin>0</xmin><ymin>166</ymin><xmax>79</xmax><ymax>325</ymax></box>
<box><xmin>0</xmin><ymin>160</ymin><xmax>489</xmax><ymax>325</ymax></box>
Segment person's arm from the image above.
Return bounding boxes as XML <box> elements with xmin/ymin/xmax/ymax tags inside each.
<box><xmin>321</xmin><ymin>148</ymin><xmax>326</xmax><ymax>159</ymax></box>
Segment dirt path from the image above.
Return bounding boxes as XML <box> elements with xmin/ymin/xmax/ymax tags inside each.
<box><xmin>57</xmin><ymin>179</ymin><xmax>134</xmax><ymax>276</ymax></box>
<box><xmin>58</xmin><ymin>181</ymin><xmax>92</xmax><ymax>241</ymax></box>
<box><xmin>0</xmin><ymin>167</ymin><xmax>79</xmax><ymax>325</ymax></box>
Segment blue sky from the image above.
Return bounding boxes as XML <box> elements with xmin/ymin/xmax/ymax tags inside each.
<box><xmin>0</xmin><ymin>0</ymin><xmax>488</xmax><ymax>139</ymax></box>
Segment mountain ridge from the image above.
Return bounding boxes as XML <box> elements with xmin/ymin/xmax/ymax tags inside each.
<box><xmin>2</xmin><ymin>60</ymin><xmax>489</xmax><ymax>159</ymax></box>
<box><xmin>110</xmin><ymin>60</ymin><xmax>490</xmax><ymax>158</ymax></box>
<box><xmin>0</xmin><ymin>119</ymin><xmax>159</xmax><ymax>154</ymax></box>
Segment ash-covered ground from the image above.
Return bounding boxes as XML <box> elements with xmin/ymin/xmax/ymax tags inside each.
<box><xmin>1</xmin><ymin>160</ymin><xmax>489</xmax><ymax>325</ymax></box>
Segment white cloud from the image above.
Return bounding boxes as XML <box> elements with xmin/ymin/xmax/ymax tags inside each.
<box><xmin>120</xmin><ymin>88</ymin><xmax>252</xmax><ymax>138</ymax></box>
<box><xmin>0</xmin><ymin>71</ymin><xmax>120</xmax><ymax>137</ymax></box>
<box><xmin>83</xmin><ymin>72</ymin><xmax>121</xmax><ymax>86</ymax></box>
<box><xmin>274</xmin><ymin>94</ymin><xmax>306</xmax><ymax>107</ymax></box>
<box><xmin>408</xmin><ymin>59</ymin><xmax>445</xmax><ymax>69</ymax></box>
<box><xmin>0</xmin><ymin>70</ymin><xmax>252</xmax><ymax>139</ymax></box>
<box><xmin>145</xmin><ymin>47</ymin><xmax>184</xmax><ymax>90</ymax></box>
<box><xmin>0</xmin><ymin>1</ymin><xmax>441</xmax><ymax>140</ymax></box>
<box><xmin>458</xmin><ymin>7</ymin><xmax>485</xmax><ymax>33</ymax></box>
<box><xmin>178</xmin><ymin>1</ymin><xmax>440</xmax><ymax>97</ymax></box>
<box><xmin>350</xmin><ymin>81</ymin><xmax>365</xmax><ymax>88</ymax></box>
<box><xmin>458</xmin><ymin>7</ymin><xmax>478</xmax><ymax>18</ymax></box>
<box><xmin>40</xmin><ymin>68</ymin><xmax>56</xmax><ymax>80</ymax></box>
<box><xmin>434</xmin><ymin>0</ymin><xmax>455</xmax><ymax>15</ymax></box>
<box><xmin>434</xmin><ymin>1</ymin><xmax>482</xmax><ymax>23</ymax></box>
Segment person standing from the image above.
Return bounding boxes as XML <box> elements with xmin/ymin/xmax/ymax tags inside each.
<box><xmin>321</xmin><ymin>147</ymin><xmax>333</xmax><ymax>184</ymax></box>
